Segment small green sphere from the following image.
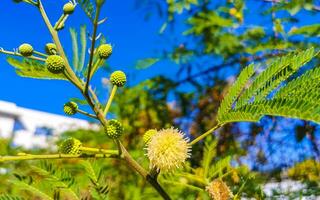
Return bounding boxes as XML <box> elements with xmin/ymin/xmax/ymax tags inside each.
<box><xmin>63</xmin><ymin>101</ymin><xmax>78</xmax><ymax>115</ymax></box>
<box><xmin>143</xmin><ymin>129</ymin><xmax>157</xmax><ymax>144</ymax></box>
<box><xmin>59</xmin><ymin>138</ymin><xmax>82</xmax><ymax>155</ymax></box>
<box><xmin>97</xmin><ymin>44</ymin><xmax>112</xmax><ymax>59</ymax></box>
<box><xmin>45</xmin><ymin>43</ymin><xmax>57</xmax><ymax>55</ymax></box>
<box><xmin>63</xmin><ymin>2</ymin><xmax>75</xmax><ymax>14</ymax></box>
<box><xmin>105</xmin><ymin>119</ymin><xmax>124</xmax><ymax>139</ymax></box>
<box><xmin>110</xmin><ymin>70</ymin><xmax>126</xmax><ymax>87</ymax></box>
<box><xmin>18</xmin><ymin>43</ymin><xmax>33</xmax><ymax>57</ymax></box>
<box><xmin>46</xmin><ymin>55</ymin><xmax>65</xmax><ymax>74</ymax></box>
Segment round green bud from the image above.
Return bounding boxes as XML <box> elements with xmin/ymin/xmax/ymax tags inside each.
<box><xmin>63</xmin><ymin>2</ymin><xmax>75</xmax><ymax>14</ymax></box>
<box><xmin>45</xmin><ymin>55</ymin><xmax>65</xmax><ymax>74</ymax></box>
<box><xmin>110</xmin><ymin>70</ymin><xmax>126</xmax><ymax>87</ymax></box>
<box><xmin>105</xmin><ymin>119</ymin><xmax>124</xmax><ymax>139</ymax></box>
<box><xmin>18</xmin><ymin>43</ymin><xmax>33</xmax><ymax>57</ymax></box>
<box><xmin>63</xmin><ymin>101</ymin><xmax>78</xmax><ymax>115</ymax></box>
<box><xmin>59</xmin><ymin>138</ymin><xmax>82</xmax><ymax>155</ymax></box>
<box><xmin>143</xmin><ymin>129</ymin><xmax>157</xmax><ymax>144</ymax></box>
<box><xmin>97</xmin><ymin>44</ymin><xmax>112</xmax><ymax>59</ymax></box>
<box><xmin>45</xmin><ymin>43</ymin><xmax>57</xmax><ymax>55</ymax></box>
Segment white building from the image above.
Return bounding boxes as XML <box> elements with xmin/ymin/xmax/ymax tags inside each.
<box><xmin>0</xmin><ymin>100</ymin><xmax>96</xmax><ymax>149</ymax></box>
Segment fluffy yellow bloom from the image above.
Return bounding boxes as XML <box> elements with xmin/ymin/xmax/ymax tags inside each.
<box><xmin>146</xmin><ymin>127</ymin><xmax>191</xmax><ymax>173</ymax></box>
<box><xmin>206</xmin><ymin>180</ymin><xmax>233</xmax><ymax>200</ymax></box>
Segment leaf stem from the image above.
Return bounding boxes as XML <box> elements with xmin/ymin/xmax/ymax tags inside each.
<box><xmin>33</xmin><ymin>50</ymin><xmax>48</xmax><ymax>58</ymax></box>
<box><xmin>0</xmin><ymin>49</ymin><xmax>46</xmax><ymax>62</ymax></box>
<box><xmin>84</xmin><ymin>5</ymin><xmax>102</xmax><ymax>94</ymax></box>
<box><xmin>0</xmin><ymin>153</ymin><xmax>116</xmax><ymax>163</ymax></box>
<box><xmin>190</xmin><ymin>123</ymin><xmax>224</xmax><ymax>146</ymax></box>
<box><xmin>80</xmin><ymin>147</ymin><xmax>118</xmax><ymax>155</ymax></box>
<box><xmin>77</xmin><ymin>108</ymin><xmax>99</xmax><ymax>119</ymax></box>
<box><xmin>103</xmin><ymin>85</ymin><xmax>117</xmax><ymax>117</ymax></box>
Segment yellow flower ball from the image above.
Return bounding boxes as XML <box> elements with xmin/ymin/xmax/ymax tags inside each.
<box><xmin>146</xmin><ymin>127</ymin><xmax>191</xmax><ymax>173</ymax></box>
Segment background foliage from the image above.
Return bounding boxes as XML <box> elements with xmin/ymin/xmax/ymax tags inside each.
<box><xmin>1</xmin><ymin>0</ymin><xmax>320</xmax><ymax>199</ymax></box>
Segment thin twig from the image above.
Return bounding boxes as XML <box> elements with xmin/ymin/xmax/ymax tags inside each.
<box><xmin>84</xmin><ymin>6</ymin><xmax>102</xmax><ymax>94</ymax></box>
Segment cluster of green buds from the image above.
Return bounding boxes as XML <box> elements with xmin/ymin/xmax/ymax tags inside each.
<box><xmin>110</xmin><ymin>70</ymin><xmax>127</xmax><ymax>87</ymax></box>
<box><xmin>63</xmin><ymin>2</ymin><xmax>75</xmax><ymax>15</ymax></box>
<box><xmin>45</xmin><ymin>43</ymin><xmax>57</xmax><ymax>55</ymax></box>
<box><xmin>143</xmin><ymin>129</ymin><xmax>157</xmax><ymax>144</ymax></box>
<box><xmin>18</xmin><ymin>43</ymin><xmax>33</xmax><ymax>57</ymax></box>
<box><xmin>59</xmin><ymin>137</ymin><xmax>82</xmax><ymax>155</ymax></box>
<box><xmin>97</xmin><ymin>44</ymin><xmax>113</xmax><ymax>60</ymax></box>
<box><xmin>63</xmin><ymin>101</ymin><xmax>78</xmax><ymax>115</ymax></box>
<box><xmin>105</xmin><ymin>119</ymin><xmax>124</xmax><ymax>139</ymax></box>
<box><xmin>45</xmin><ymin>55</ymin><xmax>66</xmax><ymax>74</ymax></box>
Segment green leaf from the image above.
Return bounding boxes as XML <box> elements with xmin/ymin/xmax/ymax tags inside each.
<box><xmin>236</xmin><ymin>47</ymin><xmax>315</xmax><ymax>109</ymax></box>
<box><xmin>134</xmin><ymin>58</ymin><xmax>159</xmax><ymax>69</ymax></box>
<box><xmin>79</xmin><ymin>25</ymin><xmax>87</xmax><ymax>72</ymax></box>
<box><xmin>289</xmin><ymin>24</ymin><xmax>320</xmax><ymax>37</ymax></box>
<box><xmin>6</xmin><ymin>57</ymin><xmax>67</xmax><ymax>80</ymax></box>
<box><xmin>10</xmin><ymin>180</ymin><xmax>53</xmax><ymax>200</ymax></box>
<box><xmin>70</xmin><ymin>28</ymin><xmax>79</xmax><ymax>72</ymax></box>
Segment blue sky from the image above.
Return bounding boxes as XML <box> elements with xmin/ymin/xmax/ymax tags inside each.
<box><xmin>0</xmin><ymin>0</ymin><xmax>172</xmax><ymax>116</ymax></box>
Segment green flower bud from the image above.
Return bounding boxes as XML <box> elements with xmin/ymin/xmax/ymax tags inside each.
<box><xmin>45</xmin><ymin>43</ymin><xmax>57</xmax><ymax>55</ymax></box>
<box><xmin>46</xmin><ymin>55</ymin><xmax>65</xmax><ymax>74</ymax></box>
<box><xmin>18</xmin><ymin>43</ymin><xmax>33</xmax><ymax>57</ymax></box>
<box><xmin>63</xmin><ymin>2</ymin><xmax>75</xmax><ymax>14</ymax></box>
<box><xmin>59</xmin><ymin>138</ymin><xmax>82</xmax><ymax>155</ymax></box>
<box><xmin>63</xmin><ymin>101</ymin><xmax>78</xmax><ymax>115</ymax></box>
<box><xmin>110</xmin><ymin>70</ymin><xmax>126</xmax><ymax>87</ymax></box>
<box><xmin>97</xmin><ymin>44</ymin><xmax>112</xmax><ymax>59</ymax></box>
<box><xmin>105</xmin><ymin>119</ymin><xmax>124</xmax><ymax>139</ymax></box>
<box><xmin>143</xmin><ymin>129</ymin><xmax>157</xmax><ymax>144</ymax></box>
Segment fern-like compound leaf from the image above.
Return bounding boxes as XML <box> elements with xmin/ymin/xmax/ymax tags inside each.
<box><xmin>217</xmin><ymin>48</ymin><xmax>320</xmax><ymax>124</ymax></box>
<box><xmin>236</xmin><ymin>47</ymin><xmax>315</xmax><ymax>108</ymax></box>
<box><xmin>217</xmin><ymin>64</ymin><xmax>255</xmax><ymax>122</ymax></box>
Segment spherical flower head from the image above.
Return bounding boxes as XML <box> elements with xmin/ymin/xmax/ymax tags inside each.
<box><xmin>97</xmin><ymin>44</ymin><xmax>112</xmax><ymax>59</ymax></box>
<box><xmin>45</xmin><ymin>43</ymin><xmax>57</xmax><ymax>55</ymax></box>
<box><xmin>46</xmin><ymin>55</ymin><xmax>65</xmax><ymax>74</ymax></box>
<box><xmin>105</xmin><ymin>119</ymin><xmax>124</xmax><ymax>139</ymax></box>
<box><xmin>110</xmin><ymin>70</ymin><xmax>126</xmax><ymax>87</ymax></box>
<box><xmin>205</xmin><ymin>180</ymin><xmax>233</xmax><ymax>200</ymax></box>
<box><xmin>63</xmin><ymin>2</ymin><xmax>75</xmax><ymax>14</ymax></box>
<box><xmin>146</xmin><ymin>127</ymin><xmax>191</xmax><ymax>173</ymax></box>
<box><xmin>63</xmin><ymin>101</ymin><xmax>78</xmax><ymax>115</ymax></box>
<box><xmin>18</xmin><ymin>43</ymin><xmax>33</xmax><ymax>57</ymax></box>
<box><xmin>143</xmin><ymin>129</ymin><xmax>157</xmax><ymax>144</ymax></box>
<box><xmin>59</xmin><ymin>138</ymin><xmax>82</xmax><ymax>155</ymax></box>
